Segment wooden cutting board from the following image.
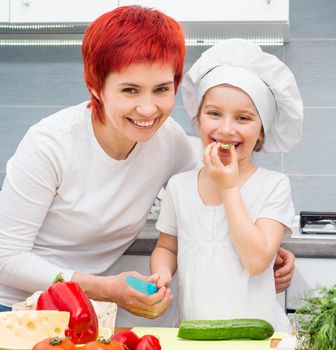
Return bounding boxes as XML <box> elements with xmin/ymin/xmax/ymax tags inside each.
<box><xmin>132</xmin><ymin>327</ymin><xmax>286</xmax><ymax>350</ymax></box>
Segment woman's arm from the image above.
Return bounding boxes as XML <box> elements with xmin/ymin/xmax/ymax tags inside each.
<box><xmin>150</xmin><ymin>232</ymin><xmax>178</xmax><ymax>288</ymax></box>
<box><xmin>0</xmin><ymin>128</ymin><xmax>72</xmax><ymax>292</ymax></box>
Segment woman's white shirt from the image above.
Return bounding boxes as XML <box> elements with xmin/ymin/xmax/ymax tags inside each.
<box><xmin>0</xmin><ymin>101</ymin><xmax>196</xmax><ymax>306</ymax></box>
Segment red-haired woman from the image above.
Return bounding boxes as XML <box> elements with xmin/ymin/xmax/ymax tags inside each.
<box><xmin>0</xmin><ymin>6</ymin><xmax>294</xmax><ymax>317</ymax></box>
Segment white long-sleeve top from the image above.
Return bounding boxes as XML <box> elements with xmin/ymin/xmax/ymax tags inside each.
<box><xmin>0</xmin><ymin>101</ymin><xmax>196</xmax><ymax>306</ymax></box>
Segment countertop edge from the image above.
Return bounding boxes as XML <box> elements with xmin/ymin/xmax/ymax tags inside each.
<box><xmin>124</xmin><ymin>221</ymin><xmax>336</xmax><ymax>258</ymax></box>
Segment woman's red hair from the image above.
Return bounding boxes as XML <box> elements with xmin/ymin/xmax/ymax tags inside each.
<box><xmin>82</xmin><ymin>5</ymin><xmax>186</xmax><ymax>123</ymax></box>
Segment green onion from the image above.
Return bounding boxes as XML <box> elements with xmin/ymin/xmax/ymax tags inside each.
<box><xmin>295</xmin><ymin>284</ymin><xmax>336</xmax><ymax>350</ymax></box>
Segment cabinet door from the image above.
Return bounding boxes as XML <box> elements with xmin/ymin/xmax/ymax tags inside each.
<box><xmin>286</xmin><ymin>258</ymin><xmax>336</xmax><ymax>310</ymax></box>
<box><xmin>0</xmin><ymin>0</ymin><xmax>10</xmax><ymax>23</ymax></box>
<box><xmin>118</xmin><ymin>0</ymin><xmax>288</xmax><ymax>21</ymax></box>
<box><xmin>10</xmin><ymin>0</ymin><xmax>118</xmax><ymax>23</ymax></box>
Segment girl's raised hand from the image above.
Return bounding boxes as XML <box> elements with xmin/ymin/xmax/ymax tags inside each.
<box><xmin>203</xmin><ymin>142</ymin><xmax>239</xmax><ymax>191</ymax></box>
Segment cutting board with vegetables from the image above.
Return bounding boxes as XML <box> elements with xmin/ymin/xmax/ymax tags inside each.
<box><xmin>132</xmin><ymin>327</ymin><xmax>286</xmax><ymax>350</ymax></box>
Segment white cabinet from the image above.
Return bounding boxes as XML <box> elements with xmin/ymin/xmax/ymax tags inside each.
<box><xmin>286</xmin><ymin>258</ymin><xmax>336</xmax><ymax>310</ymax></box>
<box><xmin>118</xmin><ymin>0</ymin><xmax>289</xmax><ymax>22</ymax></box>
<box><xmin>5</xmin><ymin>0</ymin><xmax>290</xmax><ymax>24</ymax></box>
<box><xmin>0</xmin><ymin>0</ymin><xmax>10</xmax><ymax>23</ymax></box>
<box><xmin>10</xmin><ymin>0</ymin><xmax>118</xmax><ymax>23</ymax></box>
<box><xmin>118</xmin><ymin>0</ymin><xmax>289</xmax><ymax>43</ymax></box>
<box><xmin>4</xmin><ymin>0</ymin><xmax>289</xmax><ymax>43</ymax></box>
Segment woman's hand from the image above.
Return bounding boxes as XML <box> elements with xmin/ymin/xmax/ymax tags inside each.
<box><xmin>72</xmin><ymin>271</ymin><xmax>173</xmax><ymax>319</ymax></box>
<box><xmin>106</xmin><ymin>271</ymin><xmax>173</xmax><ymax>319</ymax></box>
<box><xmin>273</xmin><ymin>247</ymin><xmax>295</xmax><ymax>293</ymax></box>
<box><xmin>203</xmin><ymin>142</ymin><xmax>239</xmax><ymax>192</ymax></box>
<box><xmin>109</xmin><ymin>271</ymin><xmax>173</xmax><ymax>319</ymax></box>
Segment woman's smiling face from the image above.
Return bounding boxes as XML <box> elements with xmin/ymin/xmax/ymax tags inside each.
<box><xmin>199</xmin><ymin>84</ymin><xmax>263</xmax><ymax>165</ymax></box>
<box><xmin>97</xmin><ymin>62</ymin><xmax>176</xmax><ymax>147</ymax></box>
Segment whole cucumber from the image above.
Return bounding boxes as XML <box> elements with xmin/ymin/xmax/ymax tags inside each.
<box><xmin>178</xmin><ymin>318</ymin><xmax>274</xmax><ymax>340</ymax></box>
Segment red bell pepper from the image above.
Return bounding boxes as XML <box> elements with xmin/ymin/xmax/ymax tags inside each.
<box><xmin>37</xmin><ymin>273</ymin><xmax>98</xmax><ymax>344</ymax></box>
<box><xmin>135</xmin><ymin>335</ymin><xmax>161</xmax><ymax>350</ymax></box>
<box><xmin>112</xmin><ymin>330</ymin><xmax>140</xmax><ymax>350</ymax></box>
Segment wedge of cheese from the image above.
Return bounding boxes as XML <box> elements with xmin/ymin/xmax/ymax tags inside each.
<box><xmin>13</xmin><ymin>292</ymin><xmax>117</xmax><ymax>334</ymax></box>
<box><xmin>0</xmin><ymin>310</ymin><xmax>69</xmax><ymax>348</ymax></box>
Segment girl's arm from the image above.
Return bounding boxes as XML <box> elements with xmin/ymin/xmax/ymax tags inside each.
<box><xmin>221</xmin><ymin>187</ymin><xmax>285</xmax><ymax>275</ymax></box>
<box><xmin>204</xmin><ymin>142</ymin><xmax>287</xmax><ymax>276</ymax></box>
<box><xmin>150</xmin><ymin>232</ymin><xmax>178</xmax><ymax>288</ymax></box>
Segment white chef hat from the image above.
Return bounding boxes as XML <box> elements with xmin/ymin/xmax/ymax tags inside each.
<box><xmin>182</xmin><ymin>39</ymin><xmax>304</xmax><ymax>153</ymax></box>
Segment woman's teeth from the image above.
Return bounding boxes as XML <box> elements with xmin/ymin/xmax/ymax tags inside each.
<box><xmin>130</xmin><ymin>119</ymin><xmax>155</xmax><ymax>127</ymax></box>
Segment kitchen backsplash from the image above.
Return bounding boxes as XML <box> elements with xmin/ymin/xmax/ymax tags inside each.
<box><xmin>1</xmin><ymin>0</ymin><xmax>336</xmax><ymax>213</ymax></box>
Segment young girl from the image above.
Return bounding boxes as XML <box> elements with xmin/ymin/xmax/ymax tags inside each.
<box><xmin>150</xmin><ymin>39</ymin><xmax>303</xmax><ymax>331</ymax></box>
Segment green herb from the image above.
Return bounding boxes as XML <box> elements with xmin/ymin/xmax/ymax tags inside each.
<box><xmin>294</xmin><ymin>284</ymin><xmax>336</xmax><ymax>350</ymax></box>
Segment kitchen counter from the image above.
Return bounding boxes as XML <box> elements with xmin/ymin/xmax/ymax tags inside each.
<box><xmin>124</xmin><ymin>220</ymin><xmax>336</xmax><ymax>258</ymax></box>
<box><xmin>131</xmin><ymin>327</ymin><xmax>283</xmax><ymax>349</ymax></box>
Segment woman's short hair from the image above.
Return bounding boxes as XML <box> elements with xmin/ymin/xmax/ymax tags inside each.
<box><xmin>82</xmin><ymin>5</ymin><xmax>186</xmax><ymax>123</ymax></box>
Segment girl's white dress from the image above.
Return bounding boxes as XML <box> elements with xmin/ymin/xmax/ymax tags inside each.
<box><xmin>156</xmin><ymin>167</ymin><xmax>294</xmax><ymax>331</ymax></box>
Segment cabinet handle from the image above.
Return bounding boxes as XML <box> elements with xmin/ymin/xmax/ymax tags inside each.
<box><xmin>23</xmin><ymin>0</ymin><xmax>30</xmax><ymax>6</ymax></box>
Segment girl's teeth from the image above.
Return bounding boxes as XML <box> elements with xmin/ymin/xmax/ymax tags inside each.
<box><xmin>132</xmin><ymin>119</ymin><xmax>155</xmax><ymax>127</ymax></box>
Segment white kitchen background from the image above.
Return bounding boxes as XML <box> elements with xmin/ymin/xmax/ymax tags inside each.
<box><xmin>1</xmin><ymin>0</ymin><xmax>336</xmax><ymax>212</ymax></box>
<box><xmin>0</xmin><ymin>0</ymin><xmax>336</xmax><ymax>327</ymax></box>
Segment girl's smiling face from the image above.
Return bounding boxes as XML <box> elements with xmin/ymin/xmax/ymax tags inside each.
<box><xmin>198</xmin><ymin>84</ymin><xmax>263</xmax><ymax>165</ymax></box>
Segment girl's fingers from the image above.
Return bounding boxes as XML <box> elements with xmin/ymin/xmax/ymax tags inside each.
<box><xmin>230</xmin><ymin>144</ymin><xmax>238</xmax><ymax>163</ymax></box>
<box><xmin>210</xmin><ymin>142</ymin><xmax>224</xmax><ymax>168</ymax></box>
<box><xmin>210</xmin><ymin>142</ymin><xmax>219</xmax><ymax>158</ymax></box>
<box><xmin>156</xmin><ymin>278</ymin><xmax>165</xmax><ymax>289</ymax></box>
<box><xmin>148</xmin><ymin>273</ymin><xmax>160</xmax><ymax>284</ymax></box>
<box><xmin>156</xmin><ymin>273</ymin><xmax>170</xmax><ymax>288</ymax></box>
<box><xmin>203</xmin><ymin>142</ymin><xmax>215</xmax><ymax>168</ymax></box>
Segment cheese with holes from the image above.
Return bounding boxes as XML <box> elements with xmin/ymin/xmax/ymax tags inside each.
<box><xmin>12</xmin><ymin>292</ymin><xmax>117</xmax><ymax>333</ymax></box>
<box><xmin>0</xmin><ymin>310</ymin><xmax>69</xmax><ymax>348</ymax></box>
